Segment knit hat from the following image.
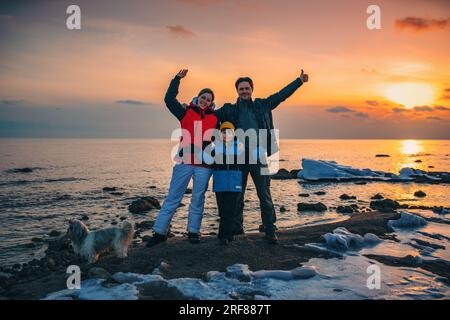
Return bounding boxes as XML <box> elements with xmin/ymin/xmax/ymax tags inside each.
<box><xmin>220</xmin><ymin>121</ymin><xmax>235</xmax><ymax>131</ymax></box>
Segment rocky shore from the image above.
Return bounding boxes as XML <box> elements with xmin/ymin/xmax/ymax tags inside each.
<box><xmin>0</xmin><ymin>211</ymin><xmax>416</xmax><ymax>300</ymax></box>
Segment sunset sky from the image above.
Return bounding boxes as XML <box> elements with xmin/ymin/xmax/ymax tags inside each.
<box><xmin>0</xmin><ymin>0</ymin><xmax>449</xmax><ymax>138</ymax></box>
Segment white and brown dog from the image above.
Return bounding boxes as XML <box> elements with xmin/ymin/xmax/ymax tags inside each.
<box><xmin>67</xmin><ymin>219</ymin><xmax>134</xmax><ymax>263</ymax></box>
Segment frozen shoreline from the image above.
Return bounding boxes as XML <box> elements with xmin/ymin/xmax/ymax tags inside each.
<box><xmin>2</xmin><ymin>210</ymin><xmax>450</xmax><ymax>300</ymax></box>
<box><xmin>272</xmin><ymin>158</ymin><xmax>450</xmax><ymax>183</ymax></box>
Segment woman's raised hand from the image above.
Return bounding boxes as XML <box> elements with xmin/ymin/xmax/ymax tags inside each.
<box><xmin>177</xmin><ymin>69</ymin><xmax>189</xmax><ymax>79</ymax></box>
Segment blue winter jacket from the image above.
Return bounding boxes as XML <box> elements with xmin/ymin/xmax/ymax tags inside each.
<box><xmin>198</xmin><ymin>139</ymin><xmax>243</xmax><ymax>192</ymax></box>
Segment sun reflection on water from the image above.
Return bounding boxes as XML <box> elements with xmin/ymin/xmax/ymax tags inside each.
<box><xmin>396</xmin><ymin>140</ymin><xmax>423</xmax><ymax>172</ymax></box>
<box><xmin>401</xmin><ymin>140</ymin><xmax>422</xmax><ymax>155</ymax></box>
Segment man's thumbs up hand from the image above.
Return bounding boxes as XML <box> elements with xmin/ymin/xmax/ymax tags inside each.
<box><xmin>299</xmin><ymin>69</ymin><xmax>309</xmax><ymax>83</ymax></box>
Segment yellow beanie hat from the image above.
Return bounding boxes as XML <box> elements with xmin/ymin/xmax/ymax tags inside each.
<box><xmin>220</xmin><ymin>121</ymin><xmax>235</xmax><ymax>131</ymax></box>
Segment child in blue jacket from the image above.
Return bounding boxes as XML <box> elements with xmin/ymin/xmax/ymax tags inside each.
<box><xmin>201</xmin><ymin>121</ymin><xmax>245</xmax><ymax>245</ymax></box>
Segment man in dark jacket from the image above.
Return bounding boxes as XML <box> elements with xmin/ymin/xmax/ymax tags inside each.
<box><xmin>215</xmin><ymin>69</ymin><xmax>309</xmax><ymax>243</ymax></box>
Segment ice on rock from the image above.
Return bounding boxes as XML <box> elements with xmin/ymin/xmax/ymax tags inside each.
<box><xmin>363</xmin><ymin>233</ymin><xmax>382</xmax><ymax>243</ymax></box>
<box><xmin>290</xmin><ymin>242</ymin><xmax>344</xmax><ymax>257</ymax></box>
<box><xmin>43</xmin><ymin>251</ymin><xmax>450</xmax><ymax>300</ymax></box>
<box><xmin>296</xmin><ymin>159</ymin><xmax>442</xmax><ymax>182</ymax></box>
<box><xmin>399</xmin><ymin>168</ymin><xmax>440</xmax><ymax>181</ymax></box>
<box><xmin>323</xmin><ymin>227</ymin><xmax>364</xmax><ymax>250</ymax></box>
<box><xmin>432</xmin><ymin>207</ymin><xmax>449</xmax><ymax>215</ymax></box>
<box><xmin>151</xmin><ymin>261</ymin><xmax>172</xmax><ymax>276</ymax></box>
<box><xmin>44</xmin><ymin>264</ymin><xmax>321</xmax><ymax>301</ymax></box>
<box><xmin>253</xmin><ymin>266</ymin><xmax>317</xmax><ymax>281</ymax></box>
<box><xmin>44</xmin><ymin>279</ymin><xmax>139</xmax><ymax>300</ymax></box>
<box><xmin>206</xmin><ymin>271</ymin><xmax>222</xmax><ymax>281</ymax></box>
<box><xmin>112</xmin><ymin>272</ymin><xmax>163</xmax><ymax>284</ymax></box>
<box><xmin>224</xmin><ymin>264</ymin><xmax>318</xmax><ymax>282</ymax></box>
<box><xmin>252</xmin><ymin>270</ymin><xmax>294</xmax><ymax>281</ymax></box>
<box><xmin>321</xmin><ymin>228</ymin><xmax>381</xmax><ymax>251</ymax></box>
<box><xmin>291</xmin><ymin>266</ymin><xmax>318</xmax><ymax>279</ymax></box>
<box><xmin>226</xmin><ymin>264</ymin><xmax>253</xmax><ymax>282</ymax></box>
<box><xmin>302</xmin><ymin>243</ymin><xmax>333</xmax><ymax>254</ymax></box>
<box><xmin>294</xmin><ymin>229</ymin><xmax>382</xmax><ymax>254</ymax></box>
<box><xmin>388</xmin><ymin>212</ymin><xmax>427</xmax><ymax>230</ymax></box>
<box><xmin>297</xmin><ymin>158</ymin><xmax>390</xmax><ymax>181</ymax></box>
<box><xmin>169</xmin><ymin>264</ymin><xmax>319</xmax><ymax>300</ymax></box>
<box><xmin>77</xmin><ymin>282</ymin><xmax>138</xmax><ymax>300</ymax></box>
<box><xmin>168</xmin><ymin>277</ymin><xmax>225</xmax><ymax>300</ymax></box>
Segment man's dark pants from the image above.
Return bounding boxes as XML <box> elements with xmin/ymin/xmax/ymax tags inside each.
<box><xmin>237</xmin><ymin>164</ymin><xmax>276</xmax><ymax>234</ymax></box>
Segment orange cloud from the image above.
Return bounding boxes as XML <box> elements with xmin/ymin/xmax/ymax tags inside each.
<box><xmin>354</xmin><ymin>112</ymin><xmax>369</xmax><ymax>118</ymax></box>
<box><xmin>115</xmin><ymin>100</ymin><xmax>153</xmax><ymax>106</ymax></box>
<box><xmin>392</xmin><ymin>107</ymin><xmax>409</xmax><ymax>113</ymax></box>
<box><xmin>166</xmin><ymin>25</ymin><xmax>196</xmax><ymax>37</ymax></box>
<box><xmin>326</xmin><ymin>106</ymin><xmax>354</xmax><ymax>113</ymax></box>
<box><xmin>441</xmin><ymin>88</ymin><xmax>450</xmax><ymax>100</ymax></box>
<box><xmin>413</xmin><ymin>105</ymin><xmax>434</xmax><ymax>112</ymax></box>
<box><xmin>395</xmin><ymin>17</ymin><xmax>449</xmax><ymax>32</ymax></box>
<box><xmin>365</xmin><ymin>100</ymin><xmax>379</xmax><ymax>106</ymax></box>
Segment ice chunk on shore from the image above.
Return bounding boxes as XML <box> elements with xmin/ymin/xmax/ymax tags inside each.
<box><xmin>364</xmin><ymin>233</ymin><xmax>382</xmax><ymax>243</ymax></box>
<box><xmin>224</xmin><ymin>263</ymin><xmax>317</xmax><ymax>281</ymax></box>
<box><xmin>44</xmin><ymin>264</ymin><xmax>319</xmax><ymax>300</ymax></box>
<box><xmin>297</xmin><ymin>159</ymin><xmax>391</xmax><ymax>181</ymax></box>
<box><xmin>225</xmin><ymin>264</ymin><xmax>253</xmax><ymax>282</ymax></box>
<box><xmin>388</xmin><ymin>212</ymin><xmax>427</xmax><ymax>230</ymax></box>
<box><xmin>322</xmin><ymin>227</ymin><xmax>380</xmax><ymax>250</ymax></box>
<box><xmin>399</xmin><ymin>168</ymin><xmax>440</xmax><ymax>181</ymax></box>
<box><xmin>43</xmin><ymin>251</ymin><xmax>450</xmax><ymax>300</ymax></box>
<box><xmin>432</xmin><ymin>206</ymin><xmax>449</xmax><ymax>215</ymax></box>
<box><xmin>253</xmin><ymin>266</ymin><xmax>317</xmax><ymax>280</ymax></box>
<box><xmin>296</xmin><ymin>158</ymin><xmax>442</xmax><ymax>182</ymax></box>
<box><xmin>112</xmin><ymin>272</ymin><xmax>163</xmax><ymax>284</ymax></box>
<box><xmin>44</xmin><ymin>279</ymin><xmax>139</xmax><ymax>300</ymax></box>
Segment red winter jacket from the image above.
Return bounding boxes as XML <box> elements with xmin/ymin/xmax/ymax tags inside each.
<box><xmin>164</xmin><ymin>76</ymin><xmax>218</xmax><ymax>166</ymax></box>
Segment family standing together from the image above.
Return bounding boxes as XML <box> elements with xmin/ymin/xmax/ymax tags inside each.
<box><xmin>147</xmin><ymin>68</ymin><xmax>309</xmax><ymax>247</ymax></box>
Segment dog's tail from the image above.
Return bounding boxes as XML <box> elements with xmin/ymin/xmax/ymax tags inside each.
<box><xmin>121</xmin><ymin>221</ymin><xmax>134</xmax><ymax>238</ymax></box>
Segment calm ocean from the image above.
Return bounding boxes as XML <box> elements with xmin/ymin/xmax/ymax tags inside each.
<box><xmin>1</xmin><ymin>138</ymin><xmax>449</xmax><ymax>267</ymax></box>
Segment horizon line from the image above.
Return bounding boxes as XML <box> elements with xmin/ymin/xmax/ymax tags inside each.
<box><xmin>1</xmin><ymin>137</ymin><xmax>449</xmax><ymax>141</ymax></box>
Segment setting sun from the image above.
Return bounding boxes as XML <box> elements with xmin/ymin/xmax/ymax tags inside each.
<box><xmin>384</xmin><ymin>83</ymin><xmax>436</xmax><ymax>109</ymax></box>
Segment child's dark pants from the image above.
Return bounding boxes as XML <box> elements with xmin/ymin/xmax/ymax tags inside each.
<box><xmin>216</xmin><ymin>191</ymin><xmax>244</xmax><ymax>240</ymax></box>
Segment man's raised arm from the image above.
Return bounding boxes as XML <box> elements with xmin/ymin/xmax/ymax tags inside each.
<box><xmin>263</xmin><ymin>69</ymin><xmax>309</xmax><ymax>110</ymax></box>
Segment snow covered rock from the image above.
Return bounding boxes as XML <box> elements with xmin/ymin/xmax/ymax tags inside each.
<box><xmin>253</xmin><ymin>266</ymin><xmax>317</xmax><ymax>281</ymax></box>
<box><xmin>297</xmin><ymin>159</ymin><xmax>388</xmax><ymax>181</ymax></box>
<box><xmin>112</xmin><ymin>272</ymin><xmax>163</xmax><ymax>284</ymax></box>
<box><xmin>387</xmin><ymin>212</ymin><xmax>427</xmax><ymax>230</ymax></box>
<box><xmin>224</xmin><ymin>264</ymin><xmax>317</xmax><ymax>282</ymax></box>
<box><xmin>225</xmin><ymin>264</ymin><xmax>253</xmax><ymax>282</ymax></box>
<box><xmin>363</xmin><ymin>233</ymin><xmax>382</xmax><ymax>243</ymax></box>
<box><xmin>44</xmin><ymin>279</ymin><xmax>139</xmax><ymax>300</ymax></box>
<box><xmin>296</xmin><ymin>159</ymin><xmax>445</xmax><ymax>183</ymax></box>
<box><xmin>432</xmin><ymin>206</ymin><xmax>449</xmax><ymax>215</ymax></box>
<box><xmin>399</xmin><ymin>168</ymin><xmax>440</xmax><ymax>181</ymax></box>
<box><xmin>321</xmin><ymin>227</ymin><xmax>381</xmax><ymax>251</ymax></box>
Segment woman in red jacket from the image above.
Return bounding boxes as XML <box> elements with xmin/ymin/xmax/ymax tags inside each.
<box><xmin>148</xmin><ymin>69</ymin><xmax>218</xmax><ymax>246</ymax></box>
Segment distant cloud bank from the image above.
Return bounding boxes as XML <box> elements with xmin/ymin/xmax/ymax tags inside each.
<box><xmin>395</xmin><ymin>17</ymin><xmax>449</xmax><ymax>32</ymax></box>
<box><xmin>166</xmin><ymin>25</ymin><xmax>196</xmax><ymax>37</ymax></box>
